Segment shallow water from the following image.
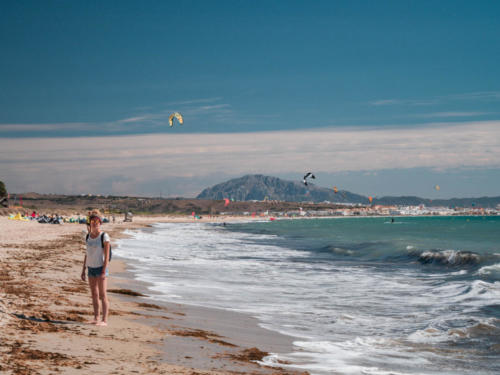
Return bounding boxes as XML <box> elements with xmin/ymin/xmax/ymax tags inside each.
<box><xmin>117</xmin><ymin>216</ymin><xmax>500</xmax><ymax>375</ymax></box>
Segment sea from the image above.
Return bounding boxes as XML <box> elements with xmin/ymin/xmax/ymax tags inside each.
<box><xmin>116</xmin><ymin>216</ymin><xmax>500</xmax><ymax>375</ymax></box>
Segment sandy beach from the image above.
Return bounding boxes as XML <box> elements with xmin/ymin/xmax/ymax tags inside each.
<box><xmin>0</xmin><ymin>215</ymin><xmax>306</xmax><ymax>375</ymax></box>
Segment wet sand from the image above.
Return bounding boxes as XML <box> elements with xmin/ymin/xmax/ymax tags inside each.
<box><xmin>0</xmin><ymin>215</ymin><xmax>306</xmax><ymax>374</ymax></box>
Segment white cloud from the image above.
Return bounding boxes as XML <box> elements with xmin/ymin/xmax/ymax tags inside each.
<box><xmin>369</xmin><ymin>99</ymin><xmax>402</xmax><ymax>106</ymax></box>
<box><xmin>0</xmin><ymin>100</ymin><xmax>236</xmax><ymax>135</ymax></box>
<box><xmin>165</xmin><ymin>97</ymin><xmax>223</xmax><ymax>106</ymax></box>
<box><xmin>369</xmin><ymin>98</ymin><xmax>437</xmax><ymax>106</ymax></box>
<box><xmin>1</xmin><ymin>121</ymin><xmax>500</xmax><ymax>195</ymax></box>
<box><xmin>116</xmin><ymin>100</ymin><xmax>234</xmax><ymax>127</ymax></box>
<box><xmin>414</xmin><ymin>111</ymin><xmax>492</xmax><ymax>118</ymax></box>
<box><xmin>118</xmin><ymin>115</ymin><xmax>152</xmax><ymax>123</ymax></box>
<box><xmin>369</xmin><ymin>91</ymin><xmax>500</xmax><ymax>107</ymax></box>
<box><xmin>0</xmin><ymin>123</ymin><xmax>89</xmax><ymax>131</ymax></box>
<box><xmin>198</xmin><ymin>104</ymin><xmax>231</xmax><ymax>111</ymax></box>
<box><xmin>445</xmin><ymin>91</ymin><xmax>500</xmax><ymax>101</ymax></box>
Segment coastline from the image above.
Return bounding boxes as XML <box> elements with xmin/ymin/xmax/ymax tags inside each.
<box><xmin>0</xmin><ymin>215</ymin><xmax>306</xmax><ymax>375</ymax></box>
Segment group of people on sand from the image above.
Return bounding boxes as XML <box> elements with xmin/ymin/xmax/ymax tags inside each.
<box><xmin>36</xmin><ymin>213</ymin><xmax>64</xmax><ymax>224</ymax></box>
<box><xmin>12</xmin><ymin>211</ymin><xmax>64</xmax><ymax>224</ymax></box>
<box><xmin>81</xmin><ymin>209</ymin><xmax>111</xmax><ymax>326</ymax></box>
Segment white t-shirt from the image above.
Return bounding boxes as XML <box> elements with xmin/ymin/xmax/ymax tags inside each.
<box><xmin>86</xmin><ymin>232</ymin><xmax>110</xmax><ymax>268</ymax></box>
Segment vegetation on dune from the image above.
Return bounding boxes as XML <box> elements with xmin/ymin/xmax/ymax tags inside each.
<box><xmin>0</xmin><ymin>181</ymin><xmax>8</xmax><ymax>208</ymax></box>
<box><xmin>0</xmin><ymin>181</ymin><xmax>7</xmax><ymax>197</ymax></box>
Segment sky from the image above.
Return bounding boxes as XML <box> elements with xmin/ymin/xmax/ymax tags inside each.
<box><xmin>1</xmin><ymin>0</ymin><xmax>500</xmax><ymax>198</ymax></box>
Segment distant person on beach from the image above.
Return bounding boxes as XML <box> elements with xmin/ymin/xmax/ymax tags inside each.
<box><xmin>81</xmin><ymin>213</ymin><xmax>111</xmax><ymax>326</ymax></box>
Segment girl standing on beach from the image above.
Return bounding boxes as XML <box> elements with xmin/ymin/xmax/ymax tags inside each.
<box><xmin>81</xmin><ymin>213</ymin><xmax>110</xmax><ymax>326</ymax></box>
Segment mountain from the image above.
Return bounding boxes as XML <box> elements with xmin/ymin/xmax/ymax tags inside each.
<box><xmin>197</xmin><ymin>174</ymin><xmax>500</xmax><ymax>207</ymax></box>
<box><xmin>197</xmin><ymin>174</ymin><xmax>368</xmax><ymax>203</ymax></box>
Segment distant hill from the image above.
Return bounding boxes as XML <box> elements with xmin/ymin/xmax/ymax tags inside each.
<box><xmin>197</xmin><ymin>174</ymin><xmax>500</xmax><ymax>208</ymax></box>
<box><xmin>197</xmin><ymin>174</ymin><xmax>368</xmax><ymax>203</ymax></box>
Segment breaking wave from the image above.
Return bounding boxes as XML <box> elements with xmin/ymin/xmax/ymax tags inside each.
<box><xmin>412</xmin><ymin>249</ymin><xmax>481</xmax><ymax>266</ymax></box>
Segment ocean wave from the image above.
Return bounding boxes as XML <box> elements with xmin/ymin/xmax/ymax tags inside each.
<box><xmin>450</xmin><ymin>269</ymin><xmax>468</xmax><ymax>276</ymax></box>
<box><xmin>319</xmin><ymin>243</ymin><xmax>490</xmax><ymax>269</ymax></box>
<box><xmin>320</xmin><ymin>242</ymin><xmax>390</xmax><ymax>258</ymax></box>
<box><xmin>447</xmin><ymin>280</ymin><xmax>500</xmax><ymax>306</ymax></box>
<box><xmin>278</xmin><ymin>338</ymin><xmax>428</xmax><ymax>375</ymax></box>
<box><xmin>477</xmin><ymin>263</ymin><xmax>500</xmax><ymax>276</ymax></box>
<box><xmin>461</xmin><ymin>319</ymin><xmax>500</xmax><ymax>339</ymax></box>
<box><xmin>409</xmin><ymin>249</ymin><xmax>481</xmax><ymax>266</ymax></box>
<box><xmin>408</xmin><ymin>318</ymin><xmax>500</xmax><ymax>345</ymax></box>
<box><xmin>119</xmin><ymin>220</ymin><xmax>500</xmax><ymax>375</ymax></box>
<box><xmin>329</xmin><ymin>247</ymin><xmax>355</xmax><ymax>256</ymax></box>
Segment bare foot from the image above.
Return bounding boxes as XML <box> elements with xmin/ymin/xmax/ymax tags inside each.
<box><xmin>96</xmin><ymin>321</ymin><xmax>108</xmax><ymax>326</ymax></box>
<box><xmin>87</xmin><ymin>319</ymin><xmax>99</xmax><ymax>325</ymax></box>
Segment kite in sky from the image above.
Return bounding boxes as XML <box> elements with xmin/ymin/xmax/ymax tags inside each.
<box><xmin>303</xmin><ymin>172</ymin><xmax>316</xmax><ymax>186</ymax></box>
<box><xmin>168</xmin><ymin>112</ymin><xmax>184</xmax><ymax>127</ymax></box>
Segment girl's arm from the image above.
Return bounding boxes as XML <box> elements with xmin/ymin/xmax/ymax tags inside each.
<box><xmin>81</xmin><ymin>254</ymin><xmax>87</xmax><ymax>281</ymax></box>
<box><xmin>101</xmin><ymin>242</ymin><xmax>110</xmax><ymax>277</ymax></box>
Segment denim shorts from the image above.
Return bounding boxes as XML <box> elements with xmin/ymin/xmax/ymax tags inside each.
<box><xmin>87</xmin><ymin>266</ymin><xmax>109</xmax><ymax>278</ymax></box>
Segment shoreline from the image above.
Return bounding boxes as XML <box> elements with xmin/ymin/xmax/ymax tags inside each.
<box><xmin>109</xmin><ymin>226</ymin><xmax>301</xmax><ymax>372</ymax></box>
<box><xmin>0</xmin><ymin>215</ymin><xmax>307</xmax><ymax>375</ymax></box>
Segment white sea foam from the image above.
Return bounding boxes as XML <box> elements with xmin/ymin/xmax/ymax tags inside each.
<box><xmin>408</xmin><ymin>317</ymin><xmax>500</xmax><ymax>346</ymax></box>
<box><xmin>408</xmin><ymin>327</ymin><xmax>460</xmax><ymax>344</ymax></box>
<box><xmin>450</xmin><ymin>269</ymin><xmax>468</xmax><ymax>275</ymax></box>
<box><xmin>331</xmin><ymin>247</ymin><xmax>355</xmax><ymax>255</ymax></box>
<box><xmin>477</xmin><ymin>263</ymin><xmax>500</xmax><ymax>275</ymax></box>
<box><xmin>453</xmin><ymin>280</ymin><xmax>500</xmax><ymax>304</ymax></box>
<box><xmin>267</xmin><ymin>338</ymin><xmax>430</xmax><ymax>375</ymax></box>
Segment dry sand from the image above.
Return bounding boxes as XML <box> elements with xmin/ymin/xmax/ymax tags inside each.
<box><xmin>0</xmin><ymin>215</ymin><xmax>307</xmax><ymax>375</ymax></box>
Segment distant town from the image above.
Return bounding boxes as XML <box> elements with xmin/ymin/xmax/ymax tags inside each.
<box><xmin>3</xmin><ymin>193</ymin><xmax>499</xmax><ymax>219</ymax></box>
<box><xmin>220</xmin><ymin>201</ymin><xmax>500</xmax><ymax>218</ymax></box>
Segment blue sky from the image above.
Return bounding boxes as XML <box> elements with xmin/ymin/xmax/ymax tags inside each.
<box><xmin>1</xmin><ymin>1</ymin><xmax>500</xmax><ymax>198</ymax></box>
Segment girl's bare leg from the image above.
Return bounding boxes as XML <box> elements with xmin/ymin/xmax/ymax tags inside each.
<box><xmin>97</xmin><ymin>275</ymin><xmax>108</xmax><ymax>326</ymax></box>
<box><xmin>88</xmin><ymin>277</ymin><xmax>100</xmax><ymax>323</ymax></box>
